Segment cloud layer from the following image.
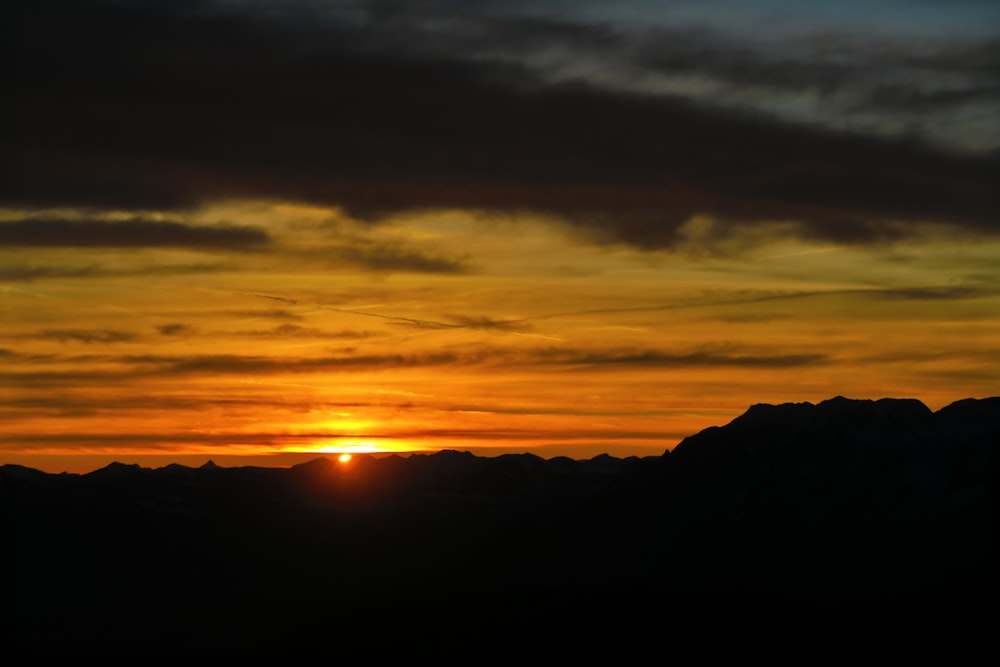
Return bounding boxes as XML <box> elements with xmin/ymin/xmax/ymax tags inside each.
<box><xmin>7</xmin><ymin>0</ymin><xmax>998</xmax><ymax>250</ymax></box>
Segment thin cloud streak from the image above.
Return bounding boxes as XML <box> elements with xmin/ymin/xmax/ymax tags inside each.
<box><xmin>230</xmin><ymin>324</ymin><xmax>377</xmax><ymax>340</ymax></box>
<box><xmin>1</xmin><ymin>344</ymin><xmax>830</xmax><ymax>386</ymax></box>
<box><xmin>0</xmin><ymin>217</ymin><xmax>271</xmax><ymax>251</ymax></box>
<box><xmin>29</xmin><ymin>329</ymin><xmax>139</xmax><ymax>344</ymax></box>
<box><xmin>533</xmin><ymin>349</ymin><xmax>829</xmax><ymax>369</ymax></box>
<box><xmin>152</xmin><ymin>284</ymin><xmax>998</xmax><ymax>342</ymax></box>
<box><xmin>0</xmin><ymin>262</ymin><xmax>232</xmax><ymax>282</ymax></box>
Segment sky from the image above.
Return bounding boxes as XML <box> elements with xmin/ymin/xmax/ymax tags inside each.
<box><xmin>4</xmin><ymin>0</ymin><xmax>999</xmax><ymax>472</ymax></box>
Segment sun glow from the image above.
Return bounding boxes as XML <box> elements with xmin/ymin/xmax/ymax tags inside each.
<box><xmin>312</xmin><ymin>440</ymin><xmax>387</xmax><ymax>455</ymax></box>
<box><xmin>338</xmin><ymin>453</ymin><xmax>352</xmax><ymax>463</ymax></box>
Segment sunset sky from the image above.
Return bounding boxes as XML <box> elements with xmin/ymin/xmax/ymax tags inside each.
<box><xmin>4</xmin><ymin>0</ymin><xmax>999</xmax><ymax>472</ymax></box>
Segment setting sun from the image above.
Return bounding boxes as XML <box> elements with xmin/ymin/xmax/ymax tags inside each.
<box><xmin>338</xmin><ymin>454</ymin><xmax>352</xmax><ymax>463</ymax></box>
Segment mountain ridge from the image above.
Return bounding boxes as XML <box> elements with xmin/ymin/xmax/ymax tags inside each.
<box><xmin>672</xmin><ymin>394</ymin><xmax>998</xmax><ymax>456</ymax></box>
<box><xmin>4</xmin><ymin>395</ymin><xmax>995</xmax><ymax>653</ymax></box>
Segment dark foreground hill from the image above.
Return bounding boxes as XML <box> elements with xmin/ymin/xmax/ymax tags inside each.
<box><xmin>4</xmin><ymin>396</ymin><xmax>996</xmax><ymax>654</ymax></box>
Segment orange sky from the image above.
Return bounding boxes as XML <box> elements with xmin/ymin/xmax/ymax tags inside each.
<box><xmin>5</xmin><ymin>1</ymin><xmax>998</xmax><ymax>473</ymax></box>
<box><xmin>3</xmin><ymin>204</ymin><xmax>998</xmax><ymax>473</ymax></box>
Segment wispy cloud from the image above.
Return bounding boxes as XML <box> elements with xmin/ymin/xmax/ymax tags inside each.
<box><xmin>252</xmin><ymin>294</ymin><xmax>298</xmax><ymax>305</ymax></box>
<box><xmin>232</xmin><ymin>324</ymin><xmax>377</xmax><ymax>340</ymax></box>
<box><xmin>225</xmin><ymin>309</ymin><xmax>304</xmax><ymax>321</ymax></box>
<box><xmin>443</xmin><ymin>315</ymin><xmax>529</xmax><ymax>332</ymax></box>
<box><xmin>155</xmin><ymin>324</ymin><xmax>193</xmax><ymax>336</ymax></box>
<box><xmin>0</xmin><ymin>393</ymin><xmax>379</xmax><ymax>416</ymax></box>
<box><xmin>319</xmin><ymin>306</ymin><xmax>528</xmax><ymax>332</ymax></box>
<box><xmin>122</xmin><ymin>352</ymin><xmax>463</xmax><ymax>376</ymax></box>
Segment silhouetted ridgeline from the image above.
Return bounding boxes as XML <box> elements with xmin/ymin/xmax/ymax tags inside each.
<box><xmin>5</xmin><ymin>396</ymin><xmax>996</xmax><ymax>653</ymax></box>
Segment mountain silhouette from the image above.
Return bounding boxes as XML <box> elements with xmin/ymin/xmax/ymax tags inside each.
<box><xmin>4</xmin><ymin>396</ymin><xmax>995</xmax><ymax>654</ymax></box>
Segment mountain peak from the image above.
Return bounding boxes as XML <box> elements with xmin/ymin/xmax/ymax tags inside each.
<box><xmin>672</xmin><ymin>395</ymin><xmax>984</xmax><ymax>461</ymax></box>
<box><xmin>87</xmin><ymin>461</ymin><xmax>144</xmax><ymax>476</ymax></box>
<box><xmin>290</xmin><ymin>457</ymin><xmax>335</xmax><ymax>474</ymax></box>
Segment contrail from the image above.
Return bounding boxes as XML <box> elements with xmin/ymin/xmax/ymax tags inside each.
<box><xmin>319</xmin><ymin>306</ymin><xmax>456</xmax><ymax>329</ymax></box>
<box><xmin>759</xmin><ymin>246</ymin><xmax>844</xmax><ymax>260</ymax></box>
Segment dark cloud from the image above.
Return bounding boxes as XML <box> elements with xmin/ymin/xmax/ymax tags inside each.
<box><xmin>854</xmin><ymin>84</ymin><xmax>1000</xmax><ymax>112</ymax></box>
<box><xmin>386</xmin><ymin>427</ymin><xmax>683</xmax><ymax>442</ymax></box>
<box><xmin>635</xmin><ymin>27</ymin><xmax>859</xmax><ymax>96</ymax></box>
<box><xmin>155</xmin><ymin>323</ymin><xmax>193</xmax><ymax>336</ymax></box>
<box><xmin>5</xmin><ymin>0</ymin><xmax>999</xmax><ymax>250</ymax></box>
<box><xmin>865</xmin><ymin>285</ymin><xmax>996</xmax><ymax>301</ymax></box>
<box><xmin>445</xmin><ymin>403</ymin><xmax>686</xmax><ymax>418</ymax></box>
<box><xmin>35</xmin><ymin>329</ymin><xmax>139</xmax><ymax>344</ymax></box>
<box><xmin>120</xmin><ymin>352</ymin><xmax>463</xmax><ymax>376</ymax></box>
<box><xmin>329</xmin><ymin>242</ymin><xmax>469</xmax><ymax>274</ymax></box>
<box><xmin>0</xmin><ymin>262</ymin><xmax>231</xmax><ymax>281</ymax></box>
<box><xmin>534</xmin><ymin>347</ymin><xmax>828</xmax><ymax>369</ymax></box>
<box><xmin>0</xmin><ymin>431</ymin><xmax>293</xmax><ymax>448</ymax></box>
<box><xmin>636</xmin><ymin>29</ymin><xmax>1000</xmax><ymax>110</ymax></box>
<box><xmin>315</xmin><ymin>1</ymin><xmax>623</xmax><ymax>63</ymax></box>
<box><xmin>0</xmin><ymin>218</ymin><xmax>270</xmax><ymax>251</ymax></box>
<box><xmin>443</xmin><ymin>315</ymin><xmax>528</xmax><ymax>332</ymax></box>
<box><xmin>4</xmin><ymin>344</ymin><xmax>826</xmax><ymax>386</ymax></box>
<box><xmin>0</xmin><ymin>351</ymin><xmax>111</xmax><ymax>364</ymax></box>
<box><xmin>0</xmin><ymin>393</ymin><xmax>375</xmax><ymax>414</ymax></box>
<box><xmin>253</xmin><ymin>294</ymin><xmax>298</xmax><ymax>306</ymax></box>
<box><xmin>0</xmin><ymin>265</ymin><xmax>107</xmax><ymax>281</ymax></box>
<box><xmin>902</xmin><ymin>38</ymin><xmax>1000</xmax><ymax>76</ymax></box>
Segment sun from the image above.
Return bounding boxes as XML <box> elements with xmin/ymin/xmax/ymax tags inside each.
<box><xmin>338</xmin><ymin>453</ymin><xmax>352</xmax><ymax>463</ymax></box>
